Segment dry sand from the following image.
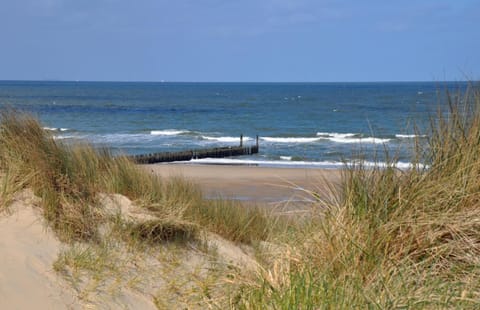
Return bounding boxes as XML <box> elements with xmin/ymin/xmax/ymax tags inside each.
<box><xmin>146</xmin><ymin>164</ymin><xmax>342</xmax><ymax>205</ymax></box>
<box><xmin>0</xmin><ymin>190</ymin><xmax>79</xmax><ymax>309</ymax></box>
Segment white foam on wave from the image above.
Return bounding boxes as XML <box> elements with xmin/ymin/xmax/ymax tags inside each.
<box><xmin>202</xmin><ymin>136</ymin><xmax>253</xmax><ymax>143</ymax></box>
<box><xmin>280</xmin><ymin>156</ymin><xmax>292</xmax><ymax>161</ymax></box>
<box><xmin>328</xmin><ymin>137</ymin><xmax>391</xmax><ymax>144</ymax></box>
<box><xmin>187</xmin><ymin>158</ymin><xmax>426</xmax><ymax>170</ymax></box>
<box><xmin>316</xmin><ymin>132</ymin><xmax>390</xmax><ymax>144</ymax></box>
<box><xmin>189</xmin><ymin>158</ymin><xmax>343</xmax><ymax>167</ymax></box>
<box><xmin>316</xmin><ymin>132</ymin><xmax>357</xmax><ymax>138</ymax></box>
<box><xmin>347</xmin><ymin>161</ymin><xmax>427</xmax><ymax>169</ymax></box>
<box><xmin>150</xmin><ymin>129</ymin><xmax>188</xmax><ymax>136</ymax></box>
<box><xmin>261</xmin><ymin>137</ymin><xmax>321</xmax><ymax>143</ymax></box>
<box><xmin>44</xmin><ymin>127</ymin><xmax>69</xmax><ymax>132</ymax></box>
<box><xmin>53</xmin><ymin>134</ymin><xmax>79</xmax><ymax>140</ymax></box>
<box><xmin>395</xmin><ymin>134</ymin><xmax>427</xmax><ymax>139</ymax></box>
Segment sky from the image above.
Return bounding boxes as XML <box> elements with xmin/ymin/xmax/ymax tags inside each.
<box><xmin>0</xmin><ymin>0</ymin><xmax>479</xmax><ymax>82</ymax></box>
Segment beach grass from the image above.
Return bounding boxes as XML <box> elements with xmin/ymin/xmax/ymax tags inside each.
<box><xmin>233</xmin><ymin>86</ymin><xmax>480</xmax><ymax>308</ymax></box>
<box><xmin>0</xmin><ymin>112</ymin><xmax>102</xmax><ymax>240</ymax></box>
<box><xmin>185</xmin><ymin>199</ymin><xmax>272</xmax><ymax>244</ymax></box>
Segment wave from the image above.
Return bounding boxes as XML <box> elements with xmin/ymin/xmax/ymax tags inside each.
<box><xmin>52</xmin><ymin>130</ymin><xmax>394</xmax><ymax>147</ymax></box>
<box><xmin>316</xmin><ymin>132</ymin><xmax>390</xmax><ymax>144</ymax></box>
<box><xmin>395</xmin><ymin>134</ymin><xmax>427</xmax><ymax>139</ymax></box>
<box><xmin>52</xmin><ymin>134</ymin><xmax>83</xmax><ymax>140</ymax></box>
<box><xmin>261</xmin><ymin>133</ymin><xmax>391</xmax><ymax>144</ymax></box>
<box><xmin>201</xmin><ymin>136</ymin><xmax>253</xmax><ymax>143</ymax></box>
<box><xmin>280</xmin><ymin>156</ymin><xmax>292</xmax><ymax>161</ymax></box>
<box><xmin>316</xmin><ymin>132</ymin><xmax>357</xmax><ymax>138</ymax></box>
<box><xmin>318</xmin><ymin>132</ymin><xmax>428</xmax><ymax>141</ymax></box>
<box><xmin>53</xmin><ymin>132</ymin><xmax>251</xmax><ymax>145</ymax></box>
<box><xmin>53</xmin><ymin>133</ymin><xmax>153</xmax><ymax>143</ymax></box>
<box><xmin>189</xmin><ymin>158</ymin><xmax>344</xmax><ymax>167</ymax></box>
<box><xmin>327</xmin><ymin>137</ymin><xmax>391</xmax><ymax>144</ymax></box>
<box><xmin>150</xmin><ymin>129</ymin><xmax>189</xmax><ymax>136</ymax></box>
<box><xmin>44</xmin><ymin>127</ymin><xmax>69</xmax><ymax>132</ymax></box>
<box><xmin>53</xmin><ymin>135</ymin><xmax>77</xmax><ymax>140</ymax></box>
<box><xmin>98</xmin><ymin>133</ymin><xmax>153</xmax><ymax>143</ymax></box>
<box><xmin>187</xmin><ymin>158</ymin><xmax>426</xmax><ymax>169</ymax></box>
<box><xmin>261</xmin><ymin>137</ymin><xmax>321</xmax><ymax>143</ymax></box>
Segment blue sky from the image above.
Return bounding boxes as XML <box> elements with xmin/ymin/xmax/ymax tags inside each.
<box><xmin>0</xmin><ymin>0</ymin><xmax>478</xmax><ymax>82</ymax></box>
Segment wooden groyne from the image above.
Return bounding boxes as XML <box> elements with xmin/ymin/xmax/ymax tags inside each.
<box><xmin>130</xmin><ymin>135</ymin><xmax>259</xmax><ymax>164</ymax></box>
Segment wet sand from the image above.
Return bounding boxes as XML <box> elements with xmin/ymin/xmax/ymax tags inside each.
<box><xmin>145</xmin><ymin>164</ymin><xmax>342</xmax><ymax>205</ymax></box>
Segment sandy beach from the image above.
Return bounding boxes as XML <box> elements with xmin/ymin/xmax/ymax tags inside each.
<box><xmin>145</xmin><ymin>164</ymin><xmax>342</xmax><ymax>205</ymax></box>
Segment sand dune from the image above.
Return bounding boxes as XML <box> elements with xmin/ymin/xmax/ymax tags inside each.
<box><xmin>0</xmin><ymin>190</ymin><xmax>160</xmax><ymax>309</ymax></box>
<box><xmin>0</xmin><ymin>190</ymin><xmax>79</xmax><ymax>309</ymax></box>
<box><xmin>0</xmin><ymin>185</ymin><xmax>265</xmax><ymax>309</ymax></box>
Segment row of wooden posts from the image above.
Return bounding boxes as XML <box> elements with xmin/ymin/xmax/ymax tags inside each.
<box><xmin>130</xmin><ymin>135</ymin><xmax>259</xmax><ymax>164</ymax></box>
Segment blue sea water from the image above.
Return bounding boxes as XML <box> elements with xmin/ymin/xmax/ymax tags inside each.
<box><xmin>0</xmin><ymin>81</ymin><xmax>468</xmax><ymax>168</ymax></box>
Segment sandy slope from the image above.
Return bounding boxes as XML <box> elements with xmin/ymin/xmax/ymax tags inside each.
<box><xmin>0</xmin><ymin>191</ymin><xmax>161</xmax><ymax>309</ymax></box>
<box><xmin>0</xmin><ymin>190</ymin><xmax>79</xmax><ymax>309</ymax></box>
<box><xmin>0</xmin><ymin>189</ymin><xmax>261</xmax><ymax>309</ymax></box>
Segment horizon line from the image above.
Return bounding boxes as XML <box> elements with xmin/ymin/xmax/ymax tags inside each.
<box><xmin>0</xmin><ymin>79</ymin><xmax>476</xmax><ymax>84</ymax></box>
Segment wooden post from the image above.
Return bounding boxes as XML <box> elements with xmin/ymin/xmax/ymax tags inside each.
<box><xmin>240</xmin><ymin>134</ymin><xmax>243</xmax><ymax>147</ymax></box>
<box><xmin>256</xmin><ymin>135</ymin><xmax>259</xmax><ymax>148</ymax></box>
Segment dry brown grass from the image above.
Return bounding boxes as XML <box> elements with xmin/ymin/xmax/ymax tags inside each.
<box><xmin>0</xmin><ymin>112</ymin><xmax>103</xmax><ymax>240</ymax></box>
<box><xmin>234</xmin><ymin>86</ymin><xmax>480</xmax><ymax>308</ymax></box>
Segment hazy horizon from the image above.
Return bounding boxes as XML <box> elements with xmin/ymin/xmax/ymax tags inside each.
<box><xmin>0</xmin><ymin>79</ymin><xmax>476</xmax><ymax>84</ymax></box>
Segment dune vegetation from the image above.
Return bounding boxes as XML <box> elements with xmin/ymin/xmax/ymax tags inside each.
<box><xmin>1</xmin><ymin>85</ymin><xmax>480</xmax><ymax>308</ymax></box>
<box><xmin>0</xmin><ymin>111</ymin><xmax>272</xmax><ymax>244</ymax></box>
<box><xmin>232</xmin><ymin>86</ymin><xmax>480</xmax><ymax>309</ymax></box>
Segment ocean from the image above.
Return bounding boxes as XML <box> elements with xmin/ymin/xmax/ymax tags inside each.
<box><xmin>0</xmin><ymin>81</ymin><xmax>467</xmax><ymax>168</ymax></box>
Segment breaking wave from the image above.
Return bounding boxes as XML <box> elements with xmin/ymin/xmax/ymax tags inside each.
<box><xmin>150</xmin><ymin>129</ymin><xmax>190</xmax><ymax>136</ymax></box>
<box><xmin>44</xmin><ymin>127</ymin><xmax>69</xmax><ymax>132</ymax></box>
<box><xmin>187</xmin><ymin>158</ymin><xmax>426</xmax><ymax>170</ymax></box>
<box><xmin>201</xmin><ymin>136</ymin><xmax>253</xmax><ymax>143</ymax></box>
<box><xmin>316</xmin><ymin>132</ymin><xmax>390</xmax><ymax>144</ymax></box>
<box><xmin>261</xmin><ymin>137</ymin><xmax>321</xmax><ymax>143</ymax></box>
<box><xmin>395</xmin><ymin>134</ymin><xmax>427</xmax><ymax>139</ymax></box>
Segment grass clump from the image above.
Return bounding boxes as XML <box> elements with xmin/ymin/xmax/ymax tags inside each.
<box><xmin>0</xmin><ymin>112</ymin><xmax>103</xmax><ymax>240</ymax></box>
<box><xmin>186</xmin><ymin>199</ymin><xmax>271</xmax><ymax>244</ymax></box>
<box><xmin>125</xmin><ymin>219</ymin><xmax>199</xmax><ymax>244</ymax></box>
<box><xmin>235</xmin><ymin>86</ymin><xmax>480</xmax><ymax>308</ymax></box>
